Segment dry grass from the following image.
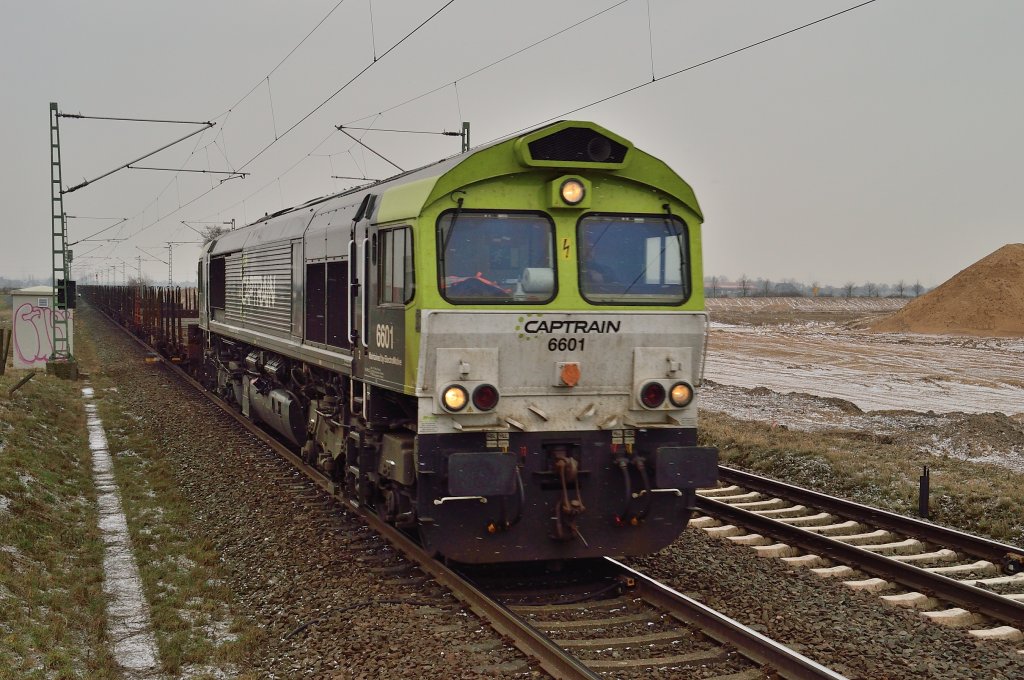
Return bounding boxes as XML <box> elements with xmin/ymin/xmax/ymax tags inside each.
<box><xmin>73</xmin><ymin>313</ymin><xmax>262</xmax><ymax>677</ymax></box>
<box><xmin>0</xmin><ymin>369</ymin><xmax>118</xmax><ymax>678</ymax></box>
<box><xmin>700</xmin><ymin>410</ymin><xmax>1024</xmax><ymax>546</ymax></box>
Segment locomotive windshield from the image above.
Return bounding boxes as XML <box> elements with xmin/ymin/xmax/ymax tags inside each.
<box><xmin>578</xmin><ymin>214</ymin><xmax>690</xmax><ymax>304</ymax></box>
<box><xmin>438</xmin><ymin>211</ymin><xmax>555</xmax><ymax>303</ymax></box>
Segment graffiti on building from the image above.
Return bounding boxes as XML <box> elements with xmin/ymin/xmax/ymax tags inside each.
<box><xmin>14</xmin><ymin>301</ymin><xmax>72</xmax><ymax>367</ymax></box>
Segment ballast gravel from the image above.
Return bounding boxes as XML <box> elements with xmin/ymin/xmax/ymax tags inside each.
<box><xmin>82</xmin><ymin>305</ymin><xmax>539</xmax><ymax>679</ymax></box>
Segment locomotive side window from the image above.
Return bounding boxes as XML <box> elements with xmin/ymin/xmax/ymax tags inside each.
<box><xmin>438</xmin><ymin>211</ymin><xmax>555</xmax><ymax>304</ymax></box>
<box><xmin>378</xmin><ymin>227</ymin><xmax>414</xmax><ymax>305</ymax></box>
<box><xmin>578</xmin><ymin>214</ymin><xmax>690</xmax><ymax>305</ymax></box>
<box><xmin>326</xmin><ymin>260</ymin><xmax>349</xmax><ymax>348</ymax></box>
<box><xmin>210</xmin><ymin>256</ymin><xmax>226</xmax><ymax>309</ymax></box>
<box><xmin>305</xmin><ymin>262</ymin><xmax>326</xmax><ymax>344</ymax></box>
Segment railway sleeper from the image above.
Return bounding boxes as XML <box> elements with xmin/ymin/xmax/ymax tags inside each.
<box><xmin>553</xmin><ymin>629</ymin><xmax>684</xmax><ymax>650</ymax></box>
<box><xmin>585</xmin><ymin>649</ymin><xmax>728</xmax><ymax>672</ymax></box>
<box><xmin>533</xmin><ymin>611</ymin><xmax>661</xmax><ymax>631</ymax></box>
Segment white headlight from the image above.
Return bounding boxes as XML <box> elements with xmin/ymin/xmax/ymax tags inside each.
<box><xmin>442</xmin><ymin>385</ymin><xmax>469</xmax><ymax>412</ymax></box>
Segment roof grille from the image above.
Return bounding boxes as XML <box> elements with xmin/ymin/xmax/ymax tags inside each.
<box><xmin>527</xmin><ymin>127</ymin><xmax>628</xmax><ymax>164</ymax></box>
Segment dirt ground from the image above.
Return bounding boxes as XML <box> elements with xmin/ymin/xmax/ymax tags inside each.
<box><xmin>703</xmin><ymin>297</ymin><xmax>1024</xmax><ymax>472</ymax></box>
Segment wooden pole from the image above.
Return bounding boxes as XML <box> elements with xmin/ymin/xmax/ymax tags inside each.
<box><xmin>8</xmin><ymin>371</ymin><xmax>36</xmax><ymax>397</ymax></box>
<box><xmin>0</xmin><ymin>328</ymin><xmax>11</xmax><ymax>376</ymax></box>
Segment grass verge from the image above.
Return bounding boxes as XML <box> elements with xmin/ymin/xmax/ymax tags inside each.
<box><xmin>0</xmin><ymin>369</ymin><xmax>117</xmax><ymax>678</ymax></box>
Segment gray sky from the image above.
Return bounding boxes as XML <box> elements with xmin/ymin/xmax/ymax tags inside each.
<box><xmin>2</xmin><ymin>1</ymin><xmax>1021</xmax><ymax>288</ymax></box>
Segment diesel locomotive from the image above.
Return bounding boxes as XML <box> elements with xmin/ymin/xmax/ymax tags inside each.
<box><xmin>196</xmin><ymin>120</ymin><xmax>717</xmax><ymax>563</ymax></box>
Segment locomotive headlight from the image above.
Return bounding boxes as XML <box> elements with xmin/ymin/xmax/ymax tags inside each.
<box><xmin>669</xmin><ymin>382</ymin><xmax>694</xmax><ymax>408</ymax></box>
<box><xmin>442</xmin><ymin>385</ymin><xmax>469</xmax><ymax>412</ymax></box>
<box><xmin>639</xmin><ymin>381</ymin><xmax>666</xmax><ymax>409</ymax></box>
<box><xmin>472</xmin><ymin>384</ymin><xmax>500</xmax><ymax>411</ymax></box>
<box><xmin>560</xmin><ymin>179</ymin><xmax>585</xmax><ymax>205</ymax></box>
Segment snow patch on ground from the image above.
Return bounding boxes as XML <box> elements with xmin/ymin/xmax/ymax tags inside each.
<box><xmin>701</xmin><ymin>320</ymin><xmax>1024</xmax><ymax>474</ymax></box>
<box><xmin>83</xmin><ymin>386</ymin><xmax>161</xmax><ymax>676</ymax></box>
<box><xmin>705</xmin><ymin>324</ymin><xmax>1024</xmax><ymax>416</ymax></box>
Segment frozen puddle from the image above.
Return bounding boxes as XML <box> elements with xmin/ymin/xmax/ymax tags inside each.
<box><xmin>83</xmin><ymin>386</ymin><xmax>160</xmax><ymax>675</ymax></box>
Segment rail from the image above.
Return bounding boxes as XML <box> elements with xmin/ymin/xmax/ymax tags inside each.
<box><xmin>696</xmin><ymin>467</ymin><xmax>1024</xmax><ymax>628</ymax></box>
<box><xmin>89</xmin><ymin>301</ymin><xmax>847</xmax><ymax>679</ymax></box>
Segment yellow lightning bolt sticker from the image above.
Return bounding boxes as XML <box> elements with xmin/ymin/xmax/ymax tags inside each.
<box><xmin>562</xmin><ymin>238</ymin><xmax>571</xmax><ymax>259</ymax></box>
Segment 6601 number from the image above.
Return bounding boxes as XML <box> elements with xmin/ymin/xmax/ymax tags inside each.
<box><xmin>547</xmin><ymin>337</ymin><xmax>585</xmax><ymax>352</ymax></box>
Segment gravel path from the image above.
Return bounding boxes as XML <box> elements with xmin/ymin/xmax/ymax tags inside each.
<box><xmin>81</xmin><ymin>304</ymin><xmax>541</xmax><ymax>679</ymax></box>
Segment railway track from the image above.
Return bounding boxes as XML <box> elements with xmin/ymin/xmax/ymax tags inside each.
<box><xmin>695</xmin><ymin>466</ymin><xmax>1024</xmax><ymax>642</ymax></box>
<box><xmin>94</xmin><ymin>304</ymin><xmax>845</xmax><ymax>680</ymax></box>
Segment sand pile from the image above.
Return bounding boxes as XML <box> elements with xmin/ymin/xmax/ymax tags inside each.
<box><xmin>871</xmin><ymin>243</ymin><xmax>1024</xmax><ymax>337</ymax></box>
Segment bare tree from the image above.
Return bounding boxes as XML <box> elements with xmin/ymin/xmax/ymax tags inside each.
<box><xmin>843</xmin><ymin>282</ymin><xmax>855</xmax><ymax>298</ymax></box>
<box><xmin>913</xmin><ymin>280</ymin><xmax>924</xmax><ymax>297</ymax></box>
<box><xmin>709</xmin><ymin>276</ymin><xmax>719</xmax><ymax>298</ymax></box>
<box><xmin>761</xmin><ymin>279</ymin><xmax>772</xmax><ymax>297</ymax></box>
<box><xmin>739</xmin><ymin>274</ymin><xmax>750</xmax><ymax>297</ymax></box>
<box><xmin>895</xmin><ymin>280</ymin><xmax>906</xmax><ymax>298</ymax></box>
<box><xmin>201</xmin><ymin>225</ymin><xmax>228</xmax><ymax>244</ymax></box>
<box><xmin>865</xmin><ymin>282</ymin><xmax>879</xmax><ymax>297</ymax></box>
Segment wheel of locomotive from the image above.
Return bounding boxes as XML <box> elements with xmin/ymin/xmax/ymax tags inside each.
<box><xmin>377</xmin><ymin>485</ymin><xmax>398</xmax><ymax>524</ymax></box>
<box><xmin>417</xmin><ymin>525</ymin><xmax>440</xmax><ymax>559</ymax></box>
<box><xmin>300</xmin><ymin>440</ymin><xmax>319</xmax><ymax>466</ymax></box>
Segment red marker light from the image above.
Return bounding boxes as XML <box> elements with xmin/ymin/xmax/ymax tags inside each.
<box><xmin>639</xmin><ymin>381</ymin><xmax>666</xmax><ymax>408</ymax></box>
<box><xmin>472</xmin><ymin>384</ymin><xmax>500</xmax><ymax>411</ymax></box>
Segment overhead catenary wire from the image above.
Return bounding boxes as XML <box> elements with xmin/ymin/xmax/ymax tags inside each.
<box><xmin>180</xmin><ymin>2</ymin><xmax>628</xmax><ymax>228</ymax></box>
<box><xmin>212</xmin><ymin>0</ymin><xmax>353</xmax><ymax>120</ymax></box>
<box><xmin>237</xmin><ymin>1</ymin><xmax>455</xmax><ymax>173</ymax></box>
<box><xmin>57</xmin><ymin>114</ymin><xmax>214</xmax><ymax>125</ymax></box>
<box><xmin>202</xmin><ymin>0</ymin><xmax>872</xmax><ymax>235</ymax></box>
<box><xmin>337</xmin><ymin>126</ymin><xmax>462</xmax><ymax>137</ymax></box>
<box><xmin>267</xmin><ymin>76</ymin><xmax>279</xmax><ymax>140</ymax></box>
<box><xmin>103</xmin><ymin>0</ymin><xmax>619</xmax><ymax>256</ymax></box>
<box><xmin>341</xmin><ymin>0</ymin><xmax>630</xmax><ymax>127</ymax></box>
<box><xmin>646</xmin><ymin>0</ymin><xmax>656</xmax><ymax>82</ymax></box>
<box><xmin>88</xmin><ymin>0</ymin><xmax>874</xmax><ymax>277</ymax></box>
<box><xmin>69</xmin><ymin>217</ymin><xmax>130</xmax><ymax>246</ymax></box>
<box><xmin>368</xmin><ymin>0</ymin><xmax>378</xmax><ymax>61</ymax></box>
<box><xmin>127</xmin><ymin>165</ymin><xmax>249</xmax><ymax>177</ymax></box>
<box><xmin>505</xmin><ymin>0</ymin><xmax>881</xmax><ymax>138</ymax></box>
<box><xmin>335</xmin><ymin>128</ymin><xmax>404</xmax><ymax>172</ymax></box>
<box><xmin>63</xmin><ymin>122</ymin><xmax>215</xmax><ymax>194</ymax></box>
<box><xmin>73</xmin><ymin>0</ymin><xmax>355</xmax><ymax>270</ymax></box>
<box><xmin>103</xmin><ymin>2</ymin><xmax>452</xmax><ymax>250</ymax></box>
